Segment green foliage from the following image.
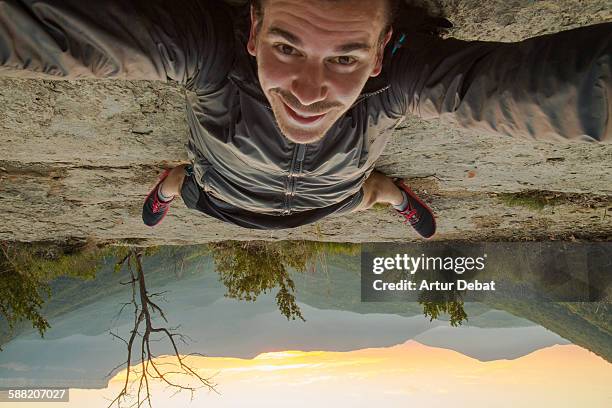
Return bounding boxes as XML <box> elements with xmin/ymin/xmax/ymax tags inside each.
<box><xmin>0</xmin><ymin>265</ymin><xmax>51</xmax><ymax>347</ymax></box>
<box><xmin>0</xmin><ymin>241</ymin><xmax>113</xmax><ymax>347</ymax></box>
<box><xmin>498</xmin><ymin>191</ymin><xmax>564</xmax><ymax>210</ymax></box>
<box><xmin>371</xmin><ymin>203</ymin><xmax>390</xmax><ymax>212</ymax></box>
<box><xmin>208</xmin><ymin>240</ymin><xmax>361</xmax><ymax>321</ymax></box>
<box><xmin>420</xmin><ymin>301</ymin><xmax>468</xmax><ymax>327</ymax></box>
<box><xmin>306</xmin><ymin>241</ymin><xmax>361</xmax><ymax>257</ymax></box>
<box><xmin>414</xmin><ymin>267</ymin><xmax>469</xmax><ymax>327</ymax></box>
<box><xmin>2</xmin><ymin>241</ymin><xmax>116</xmax><ymax>282</ymax></box>
<box><xmin>209</xmin><ymin>241</ymin><xmax>305</xmax><ymax>321</ymax></box>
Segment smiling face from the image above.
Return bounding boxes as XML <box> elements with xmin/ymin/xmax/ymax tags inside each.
<box><xmin>247</xmin><ymin>0</ymin><xmax>393</xmax><ymax>144</ymax></box>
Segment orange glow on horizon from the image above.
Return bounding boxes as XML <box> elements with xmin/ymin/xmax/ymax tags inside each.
<box><xmin>18</xmin><ymin>341</ymin><xmax>612</xmax><ymax>408</ymax></box>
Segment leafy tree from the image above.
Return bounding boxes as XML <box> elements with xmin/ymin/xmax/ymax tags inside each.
<box><xmin>0</xmin><ymin>241</ymin><xmax>112</xmax><ymax>348</ymax></box>
<box><xmin>209</xmin><ymin>241</ymin><xmax>323</xmax><ymax>321</ymax></box>
<box><xmin>0</xmin><ymin>250</ymin><xmax>51</xmax><ymax>348</ymax></box>
<box><xmin>420</xmin><ymin>300</ymin><xmax>468</xmax><ymax>327</ymax></box>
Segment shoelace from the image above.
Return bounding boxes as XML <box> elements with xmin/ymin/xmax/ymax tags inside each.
<box><xmin>398</xmin><ymin>206</ymin><xmax>419</xmax><ymax>226</ymax></box>
<box><xmin>151</xmin><ymin>190</ymin><xmax>173</xmax><ymax>214</ymax></box>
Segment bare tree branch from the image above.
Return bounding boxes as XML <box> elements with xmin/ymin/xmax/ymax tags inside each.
<box><xmin>107</xmin><ymin>248</ymin><xmax>218</xmax><ymax>408</ymax></box>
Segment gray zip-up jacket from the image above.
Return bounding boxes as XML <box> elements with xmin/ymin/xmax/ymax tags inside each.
<box><xmin>1</xmin><ymin>0</ymin><xmax>610</xmax><ymax>214</ymax></box>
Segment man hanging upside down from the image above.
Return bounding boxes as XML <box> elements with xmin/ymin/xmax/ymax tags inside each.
<box><xmin>1</xmin><ymin>0</ymin><xmax>609</xmax><ymax>238</ymax></box>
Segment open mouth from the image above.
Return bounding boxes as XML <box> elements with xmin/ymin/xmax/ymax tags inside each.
<box><xmin>282</xmin><ymin>102</ymin><xmax>326</xmax><ymax>125</ymax></box>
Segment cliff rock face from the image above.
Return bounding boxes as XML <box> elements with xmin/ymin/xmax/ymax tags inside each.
<box><xmin>1</xmin><ymin>0</ymin><xmax>611</xmax><ymax>245</ymax></box>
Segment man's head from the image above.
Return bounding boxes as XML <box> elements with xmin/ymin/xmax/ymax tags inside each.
<box><xmin>247</xmin><ymin>0</ymin><xmax>396</xmax><ymax>144</ymax></box>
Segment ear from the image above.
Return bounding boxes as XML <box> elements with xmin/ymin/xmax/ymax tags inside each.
<box><xmin>247</xmin><ymin>4</ymin><xmax>258</xmax><ymax>57</ymax></box>
<box><xmin>370</xmin><ymin>28</ymin><xmax>393</xmax><ymax>77</ymax></box>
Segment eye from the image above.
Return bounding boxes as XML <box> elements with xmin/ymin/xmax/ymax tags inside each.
<box><xmin>329</xmin><ymin>56</ymin><xmax>358</xmax><ymax>66</ymax></box>
<box><xmin>274</xmin><ymin>44</ymin><xmax>299</xmax><ymax>56</ymax></box>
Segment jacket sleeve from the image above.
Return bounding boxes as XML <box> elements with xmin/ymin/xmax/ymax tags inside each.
<box><xmin>387</xmin><ymin>23</ymin><xmax>611</xmax><ymax>142</ymax></box>
<box><xmin>0</xmin><ymin>0</ymin><xmax>234</xmax><ymax>92</ymax></box>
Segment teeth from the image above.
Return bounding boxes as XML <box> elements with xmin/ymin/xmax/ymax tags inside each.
<box><xmin>296</xmin><ymin>111</ymin><xmax>322</xmax><ymax>119</ymax></box>
<box><xmin>294</xmin><ymin>110</ymin><xmax>311</xmax><ymax>118</ymax></box>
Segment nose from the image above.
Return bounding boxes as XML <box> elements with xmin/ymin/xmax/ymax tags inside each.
<box><xmin>290</xmin><ymin>62</ymin><xmax>328</xmax><ymax>106</ymax></box>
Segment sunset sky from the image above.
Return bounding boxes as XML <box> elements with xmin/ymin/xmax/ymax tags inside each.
<box><xmin>16</xmin><ymin>341</ymin><xmax>612</xmax><ymax>408</ymax></box>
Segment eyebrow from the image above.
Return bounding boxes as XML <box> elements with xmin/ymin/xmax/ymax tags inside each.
<box><xmin>268</xmin><ymin>27</ymin><xmax>302</xmax><ymax>45</ymax></box>
<box><xmin>267</xmin><ymin>26</ymin><xmax>371</xmax><ymax>53</ymax></box>
<box><xmin>336</xmin><ymin>42</ymin><xmax>371</xmax><ymax>53</ymax></box>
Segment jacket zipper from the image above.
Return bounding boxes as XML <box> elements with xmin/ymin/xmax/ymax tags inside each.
<box><xmin>351</xmin><ymin>85</ymin><xmax>391</xmax><ymax>107</ymax></box>
<box><xmin>283</xmin><ymin>143</ymin><xmax>306</xmax><ymax>214</ymax></box>
<box><xmin>229</xmin><ymin>75</ymin><xmax>386</xmax><ymax>214</ymax></box>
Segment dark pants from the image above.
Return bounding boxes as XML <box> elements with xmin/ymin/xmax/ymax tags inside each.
<box><xmin>180</xmin><ymin>167</ymin><xmax>363</xmax><ymax>230</ymax></box>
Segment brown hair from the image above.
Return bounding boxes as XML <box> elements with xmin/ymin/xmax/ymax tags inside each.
<box><xmin>250</xmin><ymin>0</ymin><xmax>400</xmax><ymax>42</ymax></box>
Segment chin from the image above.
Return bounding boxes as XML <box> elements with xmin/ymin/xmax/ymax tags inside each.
<box><xmin>267</xmin><ymin>92</ymin><xmax>346</xmax><ymax>144</ymax></box>
<box><xmin>272</xmin><ymin>110</ymin><xmax>330</xmax><ymax>144</ymax></box>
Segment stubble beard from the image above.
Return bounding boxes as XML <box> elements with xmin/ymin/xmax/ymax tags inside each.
<box><xmin>269</xmin><ymin>88</ymin><xmax>344</xmax><ymax>144</ymax></box>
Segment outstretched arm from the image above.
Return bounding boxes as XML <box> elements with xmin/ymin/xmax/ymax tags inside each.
<box><xmin>388</xmin><ymin>23</ymin><xmax>611</xmax><ymax>142</ymax></box>
<box><xmin>0</xmin><ymin>0</ymin><xmax>234</xmax><ymax>91</ymax></box>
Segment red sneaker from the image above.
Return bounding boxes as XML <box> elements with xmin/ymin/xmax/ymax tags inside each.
<box><xmin>142</xmin><ymin>169</ymin><xmax>174</xmax><ymax>227</ymax></box>
<box><xmin>395</xmin><ymin>180</ymin><xmax>436</xmax><ymax>239</ymax></box>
